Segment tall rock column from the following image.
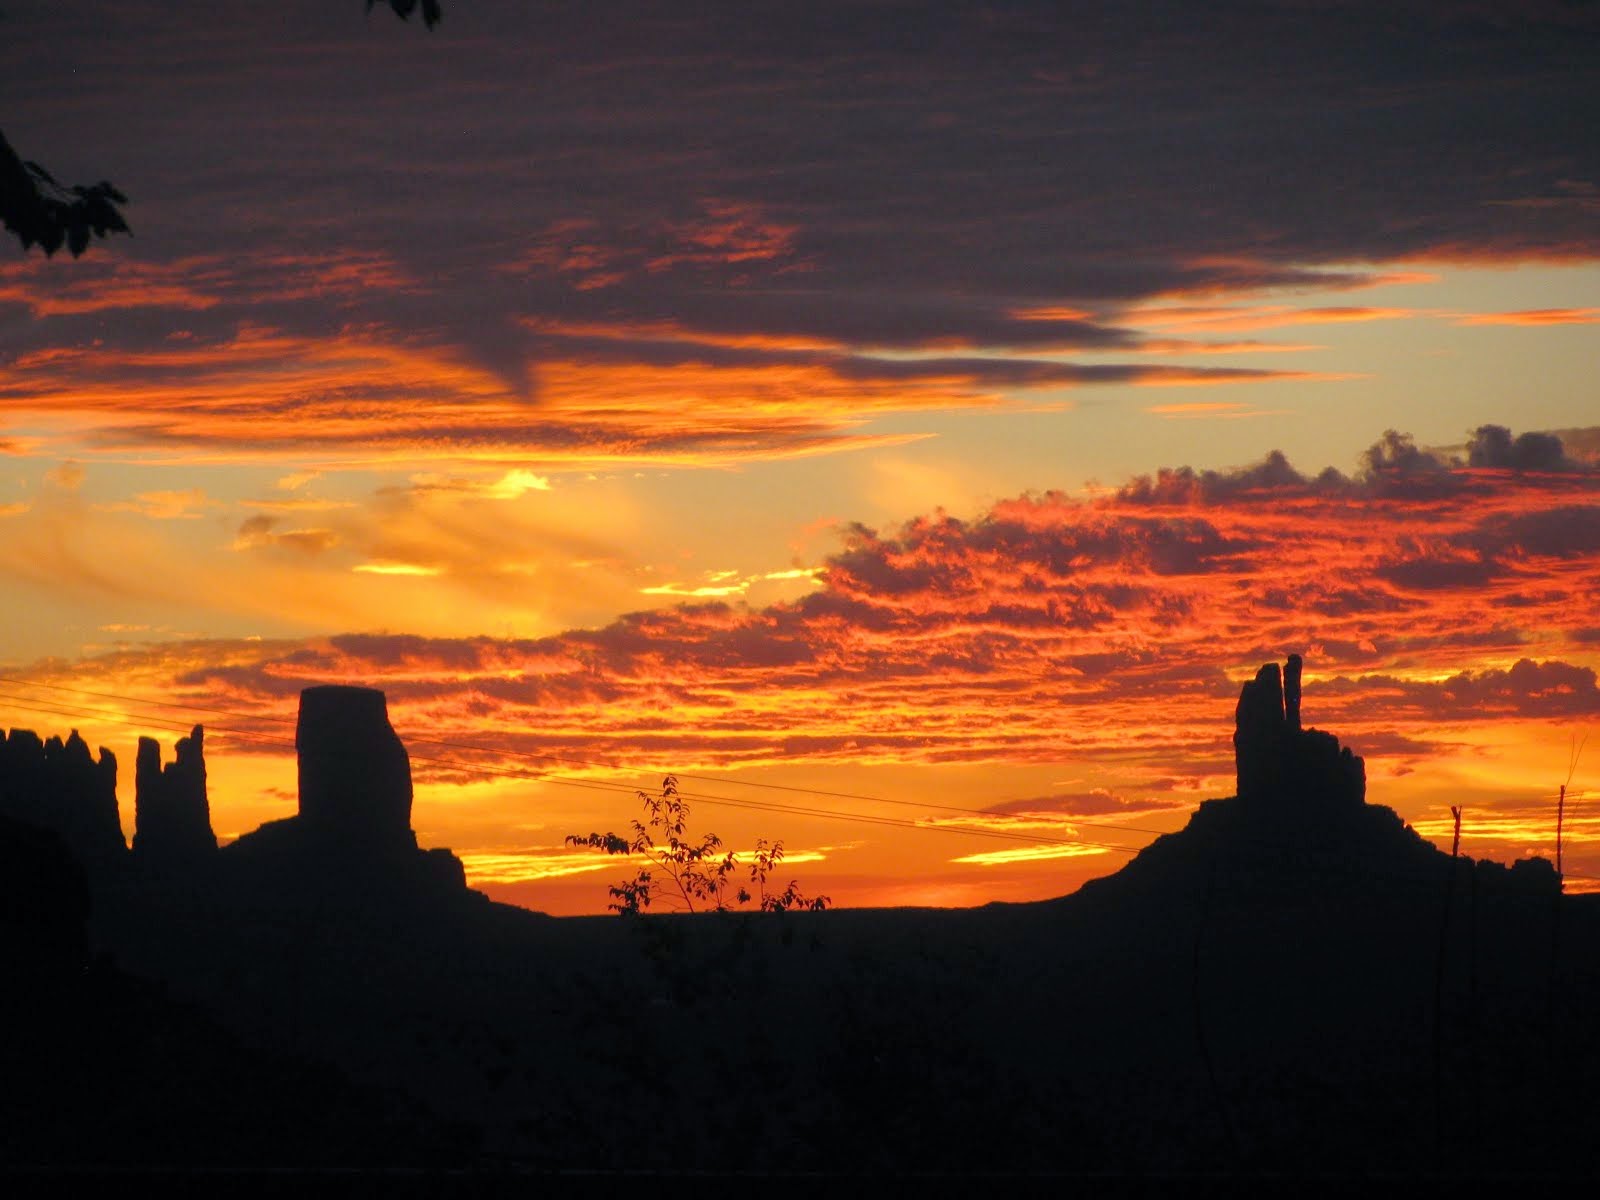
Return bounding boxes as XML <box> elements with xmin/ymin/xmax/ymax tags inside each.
<box><xmin>1233</xmin><ymin>661</ymin><xmax>1287</xmax><ymax>801</ymax></box>
<box><xmin>132</xmin><ymin>725</ymin><xmax>216</xmax><ymax>867</ymax></box>
<box><xmin>296</xmin><ymin>685</ymin><xmax>415</xmax><ymax>854</ymax></box>
<box><xmin>1233</xmin><ymin>654</ymin><xmax>1366</xmax><ymax>810</ymax></box>
<box><xmin>1283</xmin><ymin>653</ymin><xmax>1303</xmax><ymax>732</ymax></box>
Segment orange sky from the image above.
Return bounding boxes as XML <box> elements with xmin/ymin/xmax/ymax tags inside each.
<box><xmin>3</xmin><ymin>426</ymin><xmax>1597</xmax><ymax>911</ymax></box>
<box><xmin>2</xmin><ymin>3</ymin><xmax>1598</xmax><ymax>911</ymax></box>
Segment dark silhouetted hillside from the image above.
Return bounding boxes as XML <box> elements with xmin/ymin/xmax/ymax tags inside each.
<box><xmin>2</xmin><ymin>658</ymin><xmax>1597</xmax><ymax>1179</ymax></box>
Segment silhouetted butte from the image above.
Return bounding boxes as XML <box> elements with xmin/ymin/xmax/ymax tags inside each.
<box><xmin>224</xmin><ymin>685</ymin><xmax>468</xmax><ymax>904</ymax></box>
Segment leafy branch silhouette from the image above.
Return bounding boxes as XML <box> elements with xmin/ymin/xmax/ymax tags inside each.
<box><xmin>566</xmin><ymin>775</ymin><xmax>830</xmax><ymax>915</ymax></box>
<box><xmin>3</xmin><ymin>3</ymin><xmax>439</xmax><ymax>259</ymax></box>
<box><xmin>0</xmin><ymin>129</ymin><xmax>129</xmax><ymax>258</ymax></box>
<box><xmin>368</xmin><ymin>0</ymin><xmax>442</xmax><ymax>28</ymax></box>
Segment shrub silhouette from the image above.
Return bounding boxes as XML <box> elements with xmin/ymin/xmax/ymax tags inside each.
<box><xmin>566</xmin><ymin>775</ymin><xmax>829</xmax><ymax>914</ymax></box>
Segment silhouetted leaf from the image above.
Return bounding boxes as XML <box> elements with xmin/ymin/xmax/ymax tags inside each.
<box><xmin>2</xmin><ymin>128</ymin><xmax>130</xmax><ymax>258</ymax></box>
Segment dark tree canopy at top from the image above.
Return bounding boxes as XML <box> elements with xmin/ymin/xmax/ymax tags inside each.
<box><xmin>0</xmin><ymin>129</ymin><xmax>130</xmax><ymax>258</ymax></box>
<box><xmin>3</xmin><ymin>1</ymin><xmax>439</xmax><ymax>258</ymax></box>
<box><xmin>371</xmin><ymin>0</ymin><xmax>442</xmax><ymax>28</ymax></box>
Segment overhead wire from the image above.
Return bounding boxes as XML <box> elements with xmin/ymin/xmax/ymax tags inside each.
<box><xmin>0</xmin><ymin>687</ymin><xmax>1148</xmax><ymax>855</ymax></box>
<box><xmin>0</xmin><ymin>674</ymin><xmax>1183</xmax><ymax>836</ymax></box>
<box><xmin>1</xmin><ymin>678</ymin><xmax>1592</xmax><ymax>872</ymax></box>
<box><xmin>10</xmin><ymin>675</ymin><xmax>1587</xmax><ymax>833</ymax></box>
<box><xmin>6</xmin><ymin>684</ymin><xmax>1598</xmax><ymax>893</ymax></box>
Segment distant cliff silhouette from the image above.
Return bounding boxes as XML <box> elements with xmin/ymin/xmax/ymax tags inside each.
<box><xmin>1</xmin><ymin>658</ymin><xmax>1594</xmax><ymax>1177</ymax></box>
<box><xmin>0</xmin><ymin>810</ymin><xmax>90</xmax><ymax>975</ymax></box>
<box><xmin>0</xmin><ymin>689</ymin><xmax>470</xmax><ymax>1170</ymax></box>
<box><xmin>0</xmin><ymin>727</ymin><xmax>123</xmax><ymax>872</ymax></box>
<box><xmin>0</xmin><ymin>684</ymin><xmax>474</xmax><ymax>916</ymax></box>
<box><xmin>223</xmin><ymin>685</ymin><xmax>469</xmax><ymax>906</ymax></box>
<box><xmin>1235</xmin><ymin>652</ymin><xmax>1366</xmax><ymax>808</ymax></box>
<box><xmin>1081</xmin><ymin>654</ymin><xmax>1559</xmax><ymax>903</ymax></box>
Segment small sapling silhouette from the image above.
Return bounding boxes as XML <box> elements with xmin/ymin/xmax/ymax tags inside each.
<box><xmin>566</xmin><ymin>775</ymin><xmax>830</xmax><ymax>915</ymax></box>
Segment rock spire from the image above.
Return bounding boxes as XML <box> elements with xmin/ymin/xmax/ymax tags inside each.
<box><xmin>1234</xmin><ymin>653</ymin><xmax>1365</xmax><ymax>808</ymax></box>
<box><xmin>133</xmin><ymin>724</ymin><xmax>216</xmax><ymax>866</ymax></box>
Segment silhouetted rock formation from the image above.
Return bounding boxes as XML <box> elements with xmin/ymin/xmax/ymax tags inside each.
<box><xmin>0</xmin><ymin>726</ymin><xmax>124</xmax><ymax>870</ymax></box>
<box><xmin>224</xmin><ymin>685</ymin><xmax>469</xmax><ymax>906</ymax></box>
<box><xmin>1234</xmin><ymin>653</ymin><xmax>1365</xmax><ymax>810</ymax></box>
<box><xmin>13</xmin><ymin>654</ymin><xmax>1590</xmax><ymax>1176</ymax></box>
<box><xmin>0</xmin><ymin>811</ymin><xmax>91</xmax><ymax>974</ymax></box>
<box><xmin>1087</xmin><ymin>653</ymin><xmax>1560</xmax><ymax>902</ymax></box>
<box><xmin>1283</xmin><ymin>650</ymin><xmax>1302</xmax><ymax>731</ymax></box>
<box><xmin>297</xmin><ymin>685</ymin><xmax>415</xmax><ymax>853</ymax></box>
<box><xmin>132</xmin><ymin>725</ymin><xmax>216</xmax><ymax>867</ymax></box>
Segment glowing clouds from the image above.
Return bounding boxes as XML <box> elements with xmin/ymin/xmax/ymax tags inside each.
<box><xmin>2</xmin><ymin>424</ymin><xmax>1596</xmax><ymax>910</ymax></box>
<box><xmin>35</xmin><ymin>425</ymin><xmax>1598</xmax><ymax>789</ymax></box>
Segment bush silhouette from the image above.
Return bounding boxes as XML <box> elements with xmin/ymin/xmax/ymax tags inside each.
<box><xmin>566</xmin><ymin>775</ymin><xmax>829</xmax><ymax>914</ymax></box>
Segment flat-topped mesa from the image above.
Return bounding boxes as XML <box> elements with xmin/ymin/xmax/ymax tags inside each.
<box><xmin>133</xmin><ymin>725</ymin><xmax>216</xmax><ymax>865</ymax></box>
<box><xmin>1234</xmin><ymin>653</ymin><xmax>1365</xmax><ymax>809</ymax></box>
<box><xmin>296</xmin><ymin>685</ymin><xmax>416</xmax><ymax>854</ymax></box>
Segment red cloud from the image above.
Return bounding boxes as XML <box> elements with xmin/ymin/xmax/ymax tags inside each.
<box><xmin>14</xmin><ymin>426</ymin><xmax>1582</xmax><ymax>795</ymax></box>
<box><xmin>8</xmin><ymin>424</ymin><xmax>1597</xmax><ymax>910</ymax></box>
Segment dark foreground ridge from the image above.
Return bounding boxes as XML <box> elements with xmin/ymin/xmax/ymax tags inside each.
<box><xmin>2</xmin><ymin>660</ymin><xmax>1597</xmax><ymax>1178</ymax></box>
<box><xmin>1</xmin><ymin>684</ymin><xmax>483</xmax><ymax>1168</ymax></box>
<box><xmin>0</xmin><ymin>683</ymin><xmax>478</xmax><ymax>912</ymax></box>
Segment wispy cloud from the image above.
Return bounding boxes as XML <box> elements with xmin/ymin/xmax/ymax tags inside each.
<box><xmin>1452</xmin><ymin>308</ymin><xmax>1600</xmax><ymax>327</ymax></box>
<box><xmin>950</xmin><ymin>844</ymin><xmax>1115</xmax><ymax>867</ymax></box>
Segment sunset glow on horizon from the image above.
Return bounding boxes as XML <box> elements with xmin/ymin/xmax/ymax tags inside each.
<box><xmin>3</xmin><ymin>2</ymin><xmax>1597</xmax><ymax>913</ymax></box>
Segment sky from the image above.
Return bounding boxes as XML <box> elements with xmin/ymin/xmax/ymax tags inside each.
<box><xmin>1</xmin><ymin>0</ymin><xmax>1597</xmax><ymax>913</ymax></box>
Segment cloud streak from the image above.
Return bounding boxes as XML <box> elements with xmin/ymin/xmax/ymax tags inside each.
<box><xmin>6</xmin><ymin>422</ymin><xmax>1596</xmax><ymax>908</ymax></box>
<box><xmin>0</xmin><ymin>265</ymin><xmax>1318</xmax><ymax>466</ymax></box>
<box><xmin>1</xmin><ymin>3</ymin><xmax>1593</xmax><ymax>466</ymax></box>
<box><xmin>15</xmin><ymin>426</ymin><xmax>1595</xmax><ymax>791</ymax></box>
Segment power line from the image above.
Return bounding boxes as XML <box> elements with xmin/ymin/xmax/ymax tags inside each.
<box><xmin>7</xmin><ymin>688</ymin><xmax>1600</xmax><ymax>897</ymax></box>
<box><xmin>2</xmin><ymin>679</ymin><xmax>1591</xmax><ymax>869</ymax></box>
<box><xmin>0</xmin><ymin>675</ymin><xmax>1177</xmax><ymax>836</ymax></box>
<box><xmin>7</xmin><ymin>676</ymin><xmax>1584</xmax><ymax>844</ymax></box>
<box><xmin>3</xmin><ymin>684</ymin><xmax>1590</xmax><ymax>863</ymax></box>
<box><xmin>0</xmin><ymin>689</ymin><xmax>1147</xmax><ymax>855</ymax></box>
